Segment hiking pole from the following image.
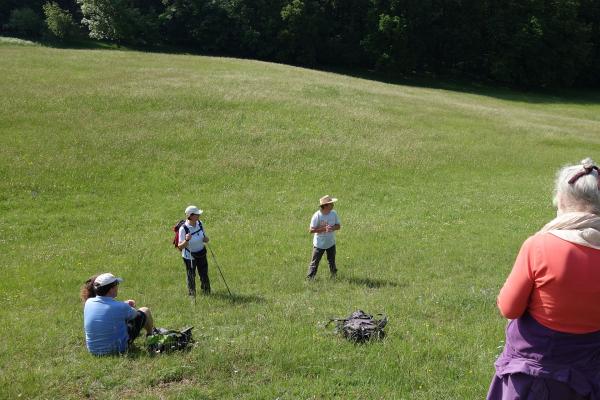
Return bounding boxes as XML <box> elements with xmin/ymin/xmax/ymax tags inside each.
<box><xmin>207</xmin><ymin>245</ymin><xmax>233</xmax><ymax>298</ymax></box>
<box><xmin>187</xmin><ymin>249</ymin><xmax>197</xmax><ymax>306</ymax></box>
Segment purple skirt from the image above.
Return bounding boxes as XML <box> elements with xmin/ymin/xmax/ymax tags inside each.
<box><xmin>487</xmin><ymin>313</ymin><xmax>600</xmax><ymax>400</ymax></box>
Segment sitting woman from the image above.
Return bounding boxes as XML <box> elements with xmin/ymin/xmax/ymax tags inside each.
<box><xmin>81</xmin><ymin>273</ymin><xmax>154</xmax><ymax>355</ymax></box>
<box><xmin>487</xmin><ymin>158</ymin><xmax>600</xmax><ymax>399</ymax></box>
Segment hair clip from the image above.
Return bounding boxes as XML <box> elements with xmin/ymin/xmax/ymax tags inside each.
<box><xmin>568</xmin><ymin>164</ymin><xmax>600</xmax><ymax>189</ymax></box>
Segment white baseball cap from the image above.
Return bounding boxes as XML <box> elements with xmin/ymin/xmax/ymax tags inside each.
<box><xmin>185</xmin><ymin>205</ymin><xmax>203</xmax><ymax>217</ymax></box>
<box><xmin>93</xmin><ymin>273</ymin><xmax>123</xmax><ymax>288</ymax></box>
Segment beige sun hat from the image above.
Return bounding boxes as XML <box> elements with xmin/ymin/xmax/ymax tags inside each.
<box><xmin>319</xmin><ymin>195</ymin><xmax>338</xmax><ymax>205</ymax></box>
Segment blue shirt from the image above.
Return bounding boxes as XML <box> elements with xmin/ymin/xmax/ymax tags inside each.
<box><xmin>84</xmin><ymin>296</ymin><xmax>138</xmax><ymax>355</ymax></box>
<box><xmin>310</xmin><ymin>210</ymin><xmax>340</xmax><ymax>249</ymax></box>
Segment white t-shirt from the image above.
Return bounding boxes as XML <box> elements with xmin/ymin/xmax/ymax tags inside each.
<box><xmin>179</xmin><ymin>220</ymin><xmax>206</xmax><ymax>260</ymax></box>
<box><xmin>310</xmin><ymin>210</ymin><xmax>340</xmax><ymax>249</ymax></box>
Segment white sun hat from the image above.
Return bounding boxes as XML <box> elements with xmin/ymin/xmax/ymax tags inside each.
<box><xmin>185</xmin><ymin>205</ymin><xmax>203</xmax><ymax>217</ymax></box>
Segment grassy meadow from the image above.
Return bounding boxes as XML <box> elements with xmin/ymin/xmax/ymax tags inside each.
<box><xmin>1</xmin><ymin>37</ymin><xmax>600</xmax><ymax>399</ymax></box>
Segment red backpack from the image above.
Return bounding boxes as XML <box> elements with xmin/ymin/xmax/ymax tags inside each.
<box><xmin>172</xmin><ymin>220</ymin><xmax>187</xmax><ymax>249</ymax></box>
<box><xmin>172</xmin><ymin>220</ymin><xmax>204</xmax><ymax>249</ymax></box>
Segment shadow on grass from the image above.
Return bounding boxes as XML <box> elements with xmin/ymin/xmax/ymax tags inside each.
<box><xmin>319</xmin><ymin>65</ymin><xmax>600</xmax><ymax>106</ymax></box>
<box><xmin>46</xmin><ymin>38</ymin><xmax>118</xmax><ymax>50</ymax></box>
<box><xmin>342</xmin><ymin>276</ymin><xmax>404</xmax><ymax>289</ymax></box>
<box><xmin>39</xmin><ymin>37</ymin><xmax>203</xmax><ymax>56</ymax></box>
<box><xmin>125</xmin><ymin>345</ymin><xmax>149</xmax><ymax>359</ymax></box>
<box><xmin>88</xmin><ymin>345</ymin><xmax>148</xmax><ymax>359</ymax></box>
<box><xmin>121</xmin><ymin>344</ymin><xmax>195</xmax><ymax>358</ymax></box>
<box><xmin>210</xmin><ymin>291</ymin><xmax>267</xmax><ymax>304</ymax></box>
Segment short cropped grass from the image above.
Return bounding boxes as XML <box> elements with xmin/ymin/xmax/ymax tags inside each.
<box><xmin>1</xmin><ymin>39</ymin><xmax>600</xmax><ymax>399</ymax></box>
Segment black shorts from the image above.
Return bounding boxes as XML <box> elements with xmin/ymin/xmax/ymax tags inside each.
<box><xmin>127</xmin><ymin>310</ymin><xmax>147</xmax><ymax>343</ymax></box>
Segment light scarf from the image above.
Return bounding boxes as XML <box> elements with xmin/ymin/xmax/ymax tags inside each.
<box><xmin>539</xmin><ymin>212</ymin><xmax>600</xmax><ymax>250</ymax></box>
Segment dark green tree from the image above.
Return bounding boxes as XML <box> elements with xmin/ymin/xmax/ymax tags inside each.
<box><xmin>279</xmin><ymin>0</ymin><xmax>327</xmax><ymax>65</ymax></box>
<box><xmin>486</xmin><ymin>0</ymin><xmax>592</xmax><ymax>87</ymax></box>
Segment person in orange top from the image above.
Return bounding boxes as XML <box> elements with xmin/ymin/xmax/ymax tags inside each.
<box><xmin>487</xmin><ymin>158</ymin><xmax>600</xmax><ymax>400</ymax></box>
<box><xmin>497</xmin><ymin>230</ymin><xmax>600</xmax><ymax>334</ymax></box>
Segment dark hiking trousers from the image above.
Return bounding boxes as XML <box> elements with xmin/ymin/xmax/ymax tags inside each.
<box><xmin>182</xmin><ymin>248</ymin><xmax>210</xmax><ymax>295</ymax></box>
<box><xmin>307</xmin><ymin>245</ymin><xmax>337</xmax><ymax>279</ymax></box>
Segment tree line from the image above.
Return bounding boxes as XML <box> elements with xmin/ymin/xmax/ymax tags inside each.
<box><xmin>2</xmin><ymin>0</ymin><xmax>599</xmax><ymax>89</ymax></box>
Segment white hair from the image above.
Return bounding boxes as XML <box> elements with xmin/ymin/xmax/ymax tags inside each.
<box><xmin>553</xmin><ymin>157</ymin><xmax>600</xmax><ymax>214</ymax></box>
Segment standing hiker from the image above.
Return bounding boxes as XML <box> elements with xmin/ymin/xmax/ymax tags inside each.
<box><xmin>307</xmin><ymin>195</ymin><xmax>341</xmax><ymax>279</ymax></box>
<box><xmin>178</xmin><ymin>205</ymin><xmax>211</xmax><ymax>296</ymax></box>
<box><xmin>487</xmin><ymin>158</ymin><xmax>600</xmax><ymax>400</ymax></box>
<box><xmin>82</xmin><ymin>273</ymin><xmax>154</xmax><ymax>355</ymax></box>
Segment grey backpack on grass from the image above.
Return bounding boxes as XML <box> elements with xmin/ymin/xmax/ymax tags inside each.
<box><xmin>146</xmin><ymin>327</ymin><xmax>194</xmax><ymax>354</ymax></box>
<box><xmin>330</xmin><ymin>310</ymin><xmax>387</xmax><ymax>343</ymax></box>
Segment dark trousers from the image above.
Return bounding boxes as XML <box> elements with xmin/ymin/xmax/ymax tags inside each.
<box><xmin>307</xmin><ymin>245</ymin><xmax>337</xmax><ymax>279</ymax></box>
<box><xmin>126</xmin><ymin>310</ymin><xmax>147</xmax><ymax>344</ymax></box>
<box><xmin>182</xmin><ymin>250</ymin><xmax>210</xmax><ymax>295</ymax></box>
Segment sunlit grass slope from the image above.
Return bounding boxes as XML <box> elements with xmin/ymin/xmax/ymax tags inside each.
<box><xmin>1</xmin><ymin>39</ymin><xmax>600</xmax><ymax>399</ymax></box>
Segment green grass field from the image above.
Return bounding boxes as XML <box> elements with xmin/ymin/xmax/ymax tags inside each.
<box><xmin>2</xmin><ymin>37</ymin><xmax>600</xmax><ymax>399</ymax></box>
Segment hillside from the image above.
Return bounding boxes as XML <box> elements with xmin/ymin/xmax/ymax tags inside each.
<box><xmin>1</xmin><ymin>40</ymin><xmax>600</xmax><ymax>399</ymax></box>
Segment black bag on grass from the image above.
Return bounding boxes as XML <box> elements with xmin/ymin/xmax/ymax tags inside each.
<box><xmin>330</xmin><ymin>310</ymin><xmax>387</xmax><ymax>343</ymax></box>
<box><xmin>146</xmin><ymin>327</ymin><xmax>194</xmax><ymax>354</ymax></box>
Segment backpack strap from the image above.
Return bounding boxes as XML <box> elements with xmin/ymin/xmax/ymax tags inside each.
<box><xmin>183</xmin><ymin>224</ymin><xmax>203</xmax><ymax>236</ymax></box>
<box><xmin>188</xmin><ymin>221</ymin><xmax>204</xmax><ymax>236</ymax></box>
<box><xmin>180</xmin><ymin>225</ymin><xmax>191</xmax><ymax>258</ymax></box>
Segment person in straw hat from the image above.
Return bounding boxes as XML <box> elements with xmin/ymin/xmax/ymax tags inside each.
<box><xmin>177</xmin><ymin>205</ymin><xmax>211</xmax><ymax>296</ymax></box>
<box><xmin>307</xmin><ymin>195</ymin><xmax>341</xmax><ymax>279</ymax></box>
